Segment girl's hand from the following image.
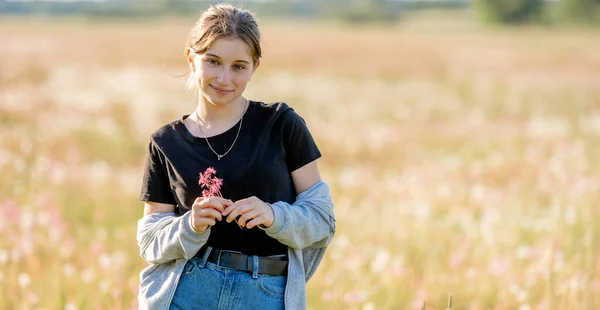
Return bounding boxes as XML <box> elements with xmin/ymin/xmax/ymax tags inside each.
<box><xmin>191</xmin><ymin>197</ymin><xmax>233</xmax><ymax>232</ymax></box>
<box><xmin>222</xmin><ymin>196</ymin><xmax>274</xmax><ymax>229</ymax></box>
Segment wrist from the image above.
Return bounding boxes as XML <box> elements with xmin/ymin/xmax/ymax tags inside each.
<box><xmin>189</xmin><ymin>214</ymin><xmax>208</xmax><ymax>233</ymax></box>
<box><xmin>258</xmin><ymin>202</ymin><xmax>285</xmax><ymax>234</ymax></box>
<box><xmin>259</xmin><ymin>203</ymin><xmax>275</xmax><ymax>229</ymax></box>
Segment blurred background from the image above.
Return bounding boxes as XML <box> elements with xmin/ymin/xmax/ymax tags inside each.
<box><xmin>1</xmin><ymin>0</ymin><xmax>599</xmax><ymax>309</ymax></box>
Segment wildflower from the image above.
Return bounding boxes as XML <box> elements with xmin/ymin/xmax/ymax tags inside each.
<box><xmin>0</xmin><ymin>249</ymin><xmax>7</xmax><ymax>264</ymax></box>
<box><xmin>63</xmin><ymin>263</ymin><xmax>75</xmax><ymax>278</ymax></box>
<box><xmin>198</xmin><ymin>167</ymin><xmax>241</xmax><ymax>228</ymax></box>
<box><xmin>212</xmin><ymin>177</ymin><xmax>223</xmax><ymax>192</ymax></box>
<box><xmin>65</xmin><ymin>301</ymin><xmax>79</xmax><ymax>310</ymax></box>
<box><xmin>100</xmin><ymin>280</ymin><xmax>110</xmax><ymax>294</ymax></box>
<box><xmin>205</xmin><ymin>166</ymin><xmax>216</xmax><ymax>176</ymax></box>
<box><xmin>198</xmin><ymin>167</ymin><xmax>224</xmax><ymax>197</ymax></box>
<box><xmin>81</xmin><ymin>269</ymin><xmax>95</xmax><ymax>284</ymax></box>
<box><xmin>17</xmin><ymin>273</ymin><xmax>31</xmax><ymax>288</ymax></box>
<box><xmin>198</xmin><ymin>172</ymin><xmax>208</xmax><ymax>187</ymax></box>
<box><xmin>370</xmin><ymin>249</ymin><xmax>390</xmax><ymax>273</ymax></box>
<box><xmin>99</xmin><ymin>253</ymin><xmax>112</xmax><ymax>270</ymax></box>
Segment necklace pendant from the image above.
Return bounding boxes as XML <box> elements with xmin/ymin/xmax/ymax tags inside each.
<box><xmin>218</xmin><ymin>155</ymin><xmax>222</xmax><ymax>161</ymax></box>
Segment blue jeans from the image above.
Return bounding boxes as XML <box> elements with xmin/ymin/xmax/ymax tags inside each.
<box><xmin>169</xmin><ymin>248</ymin><xmax>287</xmax><ymax>310</ymax></box>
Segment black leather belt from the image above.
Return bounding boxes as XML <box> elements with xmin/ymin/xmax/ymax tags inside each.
<box><xmin>199</xmin><ymin>248</ymin><xmax>288</xmax><ymax>276</ymax></box>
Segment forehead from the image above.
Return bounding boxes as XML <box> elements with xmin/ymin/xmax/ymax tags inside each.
<box><xmin>204</xmin><ymin>37</ymin><xmax>253</xmax><ymax>61</ymax></box>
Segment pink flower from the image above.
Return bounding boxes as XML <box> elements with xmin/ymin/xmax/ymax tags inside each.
<box><xmin>199</xmin><ymin>167</ymin><xmax>222</xmax><ymax>198</ymax></box>
<box><xmin>488</xmin><ymin>255</ymin><xmax>510</xmax><ymax>275</ymax></box>
<box><xmin>209</xmin><ymin>178</ymin><xmax>223</xmax><ymax>194</ymax></box>
<box><xmin>198</xmin><ymin>167</ymin><xmax>242</xmax><ymax>229</ymax></box>
<box><xmin>199</xmin><ymin>167</ymin><xmax>217</xmax><ymax>187</ymax></box>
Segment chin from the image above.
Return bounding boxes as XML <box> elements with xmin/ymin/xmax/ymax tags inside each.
<box><xmin>202</xmin><ymin>94</ymin><xmax>228</xmax><ymax>106</ymax></box>
<box><xmin>205</xmin><ymin>92</ymin><xmax>241</xmax><ymax>106</ymax></box>
<box><xmin>208</xmin><ymin>97</ymin><xmax>235</xmax><ymax>106</ymax></box>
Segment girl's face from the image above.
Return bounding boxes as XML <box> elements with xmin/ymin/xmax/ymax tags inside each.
<box><xmin>188</xmin><ymin>37</ymin><xmax>258</xmax><ymax>107</ymax></box>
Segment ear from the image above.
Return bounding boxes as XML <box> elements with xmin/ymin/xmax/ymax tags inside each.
<box><xmin>253</xmin><ymin>60</ymin><xmax>260</xmax><ymax>72</ymax></box>
<box><xmin>249</xmin><ymin>60</ymin><xmax>260</xmax><ymax>80</ymax></box>
<box><xmin>186</xmin><ymin>48</ymin><xmax>196</xmax><ymax>71</ymax></box>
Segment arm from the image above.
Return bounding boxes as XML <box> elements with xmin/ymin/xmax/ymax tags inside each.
<box><xmin>261</xmin><ymin>160</ymin><xmax>336</xmax><ymax>250</ymax></box>
<box><xmin>223</xmin><ymin>109</ymin><xmax>334</xmax><ymax>249</ymax></box>
<box><xmin>136</xmin><ymin>201</ymin><xmax>210</xmax><ymax>265</ymax></box>
<box><xmin>137</xmin><ymin>138</ymin><xmax>207</xmax><ymax>264</ymax></box>
<box><xmin>137</xmin><ymin>138</ymin><xmax>231</xmax><ymax>265</ymax></box>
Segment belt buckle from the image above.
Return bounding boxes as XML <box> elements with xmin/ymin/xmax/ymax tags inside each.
<box><xmin>217</xmin><ymin>250</ymin><xmax>242</xmax><ymax>267</ymax></box>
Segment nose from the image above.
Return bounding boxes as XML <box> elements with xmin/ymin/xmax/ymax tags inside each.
<box><xmin>216</xmin><ymin>68</ymin><xmax>232</xmax><ymax>85</ymax></box>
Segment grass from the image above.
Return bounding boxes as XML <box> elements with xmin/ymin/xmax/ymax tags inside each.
<box><xmin>0</xmin><ymin>13</ymin><xmax>599</xmax><ymax>310</ymax></box>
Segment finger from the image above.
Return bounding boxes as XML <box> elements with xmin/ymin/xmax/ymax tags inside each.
<box><xmin>245</xmin><ymin>216</ymin><xmax>265</xmax><ymax>229</ymax></box>
<box><xmin>199</xmin><ymin>208</ymin><xmax>222</xmax><ymax>221</ymax></box>
<box><xmin>223</xmin><ymin>197</ymin><xmax>255</xmax><ymax>216</ymax></box>
<box><xmin>221</xmin><ymin>202</ymin><xmax>238</xmax><ymax>217</ymax></box>
<box><xmin>222</xmin><ymin>201</ymin><xmax>242</xmax><ymax>216</ymax></box>
<box><xmin>196</xmin><ymin>197</ymin><xmax>232</xmax><ymax>212</ymax></box>
<box><xmin>193</xmin><ymin>196</ymin><xmax>228</xmax><ymax>206</ymax></box>
<box><xmin>210</xmin><ymin>197</ymin><xmax>234</xmax><ymax>210</ymax></box>
<box><xmin>226</xmin><ymin>202</ymin><xmax>253</xmax><ymax>223</ymax></box>
<box><xmin>237</xmin><ymin>209</ymin><xmax>261</xmax><ymax>227</ymax></box>
<box><xmin>193</xmin><ymin>217</ymin><xmax>216</xmax><ymax>230</ymax></box>
<box><xmin>193</xmin><ymin>196</ymin><xmax>204</xmax><ymax>205</ymax></box>
<box><xmin>192</xmin><ymin>198</ymin><xmax>211</xmax><ymax>211</ymax></box>
<box><xmin>220</xmin><ymin>198</ymin><xmax>234</xmax><ymax>207</ymax></box>
<box><xmin>222</xmin><ymin>200</ymin><xmax>248</xmax><ymax>217</ymax></box>
<box><xmin>203</xmin><ymin>197</ymin><xmax>233</xmax><ymax>207</ymax></box>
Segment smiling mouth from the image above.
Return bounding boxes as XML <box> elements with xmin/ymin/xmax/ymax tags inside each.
<box><xmin>211</xmin><ymin>85</ymin><xmax>233</xmax><ymax>93</ymax></box>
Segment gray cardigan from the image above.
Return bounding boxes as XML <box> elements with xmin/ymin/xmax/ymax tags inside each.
<box><xmin>136</xmin><ymin>180</ymin><xmax>336</xmax><ymax>310</ymax></box>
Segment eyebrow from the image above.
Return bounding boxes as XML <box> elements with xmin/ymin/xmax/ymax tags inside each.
<box><xmin>205</xmin><ymin>53</ymin><xmax>250</xmax><ymax>65</ymax></box>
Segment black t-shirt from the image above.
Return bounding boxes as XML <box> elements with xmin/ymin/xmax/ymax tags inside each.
<box><xmin>139</xmin><ymin>101</ymin><xmax>321</xmax><ymax>256</ymax></box>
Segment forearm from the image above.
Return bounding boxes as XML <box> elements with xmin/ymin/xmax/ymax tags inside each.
<box><xmin>136</xmin><ymin>211</ymin><xmax>210</xmax><ymax>264</ymax></box>
<box><xmin>261</xmin><ymin>181</ymin><xmax>336</xmax><ymax>250</ymax></box>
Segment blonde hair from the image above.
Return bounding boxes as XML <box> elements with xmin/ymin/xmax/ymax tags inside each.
<box><xmin>186</xmin><ymin>4</ymin><xmax>262</xmax><ymax>92</ymax></box>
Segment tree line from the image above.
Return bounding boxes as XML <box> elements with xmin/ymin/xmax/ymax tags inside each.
<box><xmin>475</xmin><ymin>0</ymin><xmax>600</xmax><ymax>25</ymax></box>
<box><xmin>0</xmin><ymin>0</ymin><xmax>598</xmax><ymax>26</ymax></box>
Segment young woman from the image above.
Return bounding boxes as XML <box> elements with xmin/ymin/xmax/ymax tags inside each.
<box><xmin>136</xmin><ymin>4</ymin><xmax>335</xmax><ymax>310</ymax></box>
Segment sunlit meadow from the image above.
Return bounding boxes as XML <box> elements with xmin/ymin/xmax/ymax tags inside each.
<box><xmin>1</xmin><ymin>13</ymin><xmax>599</xmax><ymax>310</ymax></box>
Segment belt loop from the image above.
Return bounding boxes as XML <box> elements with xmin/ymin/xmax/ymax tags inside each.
<box><xmin>199</xmin><ymin>246</ymin><xmax>212</xmax><ymax>268</ymax></box>
<box><xmin>252</xmin><ymin>255</ymin><xmax>259</xmax><ymax>279</ymax></box>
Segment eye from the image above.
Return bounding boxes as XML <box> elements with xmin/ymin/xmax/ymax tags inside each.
<box><xmin>205</xmin><ymin>58</ymin><xmax>219</xmax><ymax>65</ymax></box>
<box><xmin>234</xmin><ymin>64</ymin><xmax>246</xmax><ymax>71</ymax></box>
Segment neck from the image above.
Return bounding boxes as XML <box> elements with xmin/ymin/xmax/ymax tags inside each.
<box><xmin>195</xmin><ymin>96</ymin><xmax>246</xmax><ymax>126</ymax></box>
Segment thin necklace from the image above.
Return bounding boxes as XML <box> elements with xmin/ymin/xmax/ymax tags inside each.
<box><xmin>194</xmin><ymin>99</ymin><xmax>247</xmax><ymax>161</ymax></box>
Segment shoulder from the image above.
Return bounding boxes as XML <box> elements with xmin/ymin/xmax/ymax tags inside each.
<box><xmin>147</xmin><ymin>118</ymin><xmax>181</xmax><ymax>148</ymax></box>
<box><xmin>251</xmin><ymin>101</ymin><xmax>292</xmax><ymax>117</ymax></box>
<box><xmin>250</xmin><ymin>101</ymin><xmax>305</xmax><ymax>126</ymax></box>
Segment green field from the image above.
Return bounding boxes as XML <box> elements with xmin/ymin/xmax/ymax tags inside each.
<box><xmin>1</xmin><ymin>15</ymin><xmax>599</xmax><ymax>309</ymax></box>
